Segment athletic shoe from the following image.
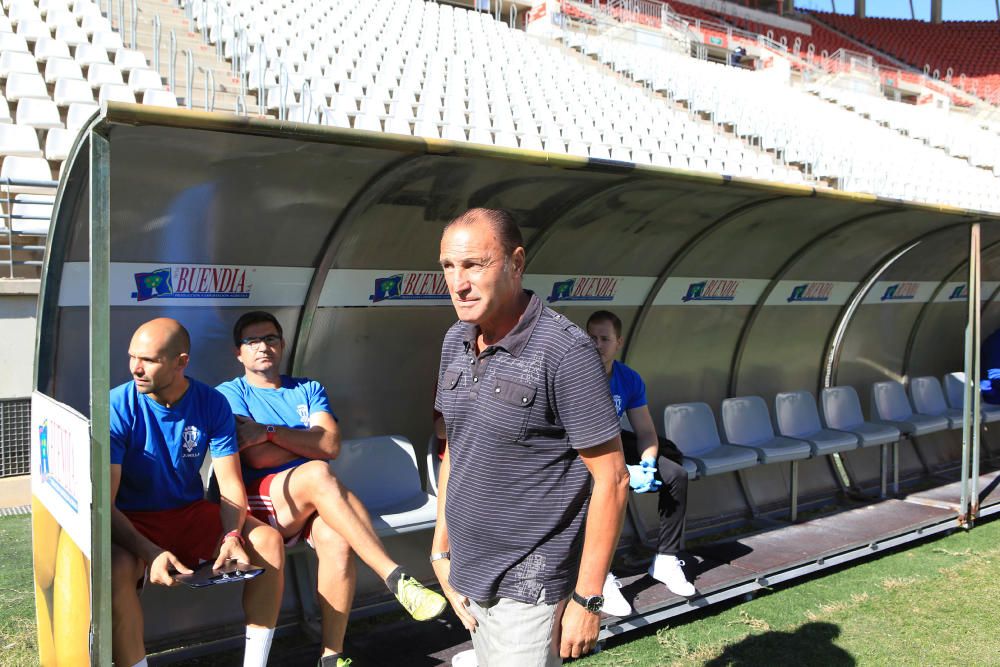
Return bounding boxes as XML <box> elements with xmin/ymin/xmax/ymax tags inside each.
<box><xmin>451</xmin><ymin>648</ymin><xmax>478</xmax><ymax>666</ymax></box>
<box><xmin>600</xmin><ymin>571</ymin><xmax>633</xmax><ymax>617</ymax></box>
<box><xmin>648</xmin><ymin>554</ymin><xmax>696</xmax><ymax>597</ymax></box>
<box><xmin>395</xmin><ymin>574</ymin><xmax>447</xmax><ymax>621</ymax></box>
<box><xmin>317</xmin><ymin>656</ymin><xmax>351</xmax><ymax>667</ymax></box>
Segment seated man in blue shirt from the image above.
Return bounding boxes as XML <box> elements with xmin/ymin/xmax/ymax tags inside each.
<box><xmin>217</xmin><ymin>311</ymin><xmax>446</xmax><ymax>667</ymax></box>
<box><xmin>586</xmin><ymin>310</ymin><xmax>696</xmax><ymax>615</ymax></box>
<box><xmin>110</xmin><ymin>318</ymin><xmax>284</xmax><ymax>667</ymax></box>
<box><xmin>981</xmin><ymin>327</ymin><xmax>1000</xmax><ymax>404</ymax></box>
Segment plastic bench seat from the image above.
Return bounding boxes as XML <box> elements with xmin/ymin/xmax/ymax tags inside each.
<box><xmin>821</xmin><ymin>385</ymin><xmax>901</xmax><ymax>496</ymax></box>
<box><xmin>664</xmin><ymin>402</ymin><xmax>758</xmax><ymax>476</ymax></box>
<box><xmin>908</xmin><ymin>376</ymin><xmax>963</xmax><ymax>429</ymax></box>
<box><xmin>943</xmin><ymin>371</ymin><xmax>1000</xmax><ymax>423</ymax></box>
<box><xmin>872</xmin><ymin>380</ymin><xmax>950</xmax><ymax>436</ymax></box>
<box><xmin>10</xmin><ymin>193</ymin><xmax>52</xmax><ymax>234</ymax></box>
<box><xmin>774</xmin><ymin>390</ymin><xmax>859</xmax><ymax>456</ymax></box>
<box><xmin>0</xmin><ymin>123</ymin><xmax>41</xmax><ymax>156</ymax></box>
<box><xmin>721</xmin><ymin>396</ymin><xmax>812</xmax><ymax>464</ymax></box>
<box><xmin>328</xmin><ymin>435</ymin><xmax>437</xmax><ymax>536</ymax></box>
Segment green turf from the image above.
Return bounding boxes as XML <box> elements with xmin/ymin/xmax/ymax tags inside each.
<box><xmin>0</xmin><ymin>514</ymin><xmax>38</xmax><ymax>667</ymax></box>
<box><xmin>579</xmin><ymin>517</ymin><xmax>1000</xmax><ymax>666</ymax></box>
<box><xmin>4</xmin><ymin>512</ymin><xmax>1000</xmax><ymax>666</ymax></box>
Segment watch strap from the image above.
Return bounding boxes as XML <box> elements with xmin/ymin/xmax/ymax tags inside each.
<box><xmin>429</xmin><ymin>551</ymin><xmax>451</xmax><ymax>563</ymax></box>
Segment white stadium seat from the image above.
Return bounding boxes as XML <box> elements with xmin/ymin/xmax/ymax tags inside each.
<box><xmin>0</xmin><ymin>123</ymin><xmax>40</xmax><ymax>156</ymax></box>
<box><xmin>65</xmin><ymin>100</ymin><xmax>98</xmax><ymax>128</ymax></box>
<box><xmin>33</xmin><ymin>36</ymin><xmax>70</xmax><ymax>62</ymax></box>
<box><xmin>43</xmin><ymin>56</ymin><xmax>82</xmax><ymax>83</ymax></box>
<box><xmin>53</xmin><ymin>77</ymin><xmax>92</xmax><ymax>105</ymax></box>
<box><xmin>15</xmin><ymin>98</ymin><xmax>61</xmax><ymax>129</ymax></box>
<box><xmin>5</xmin><ymin>71</ymin><xmax>48</xmax><ymax>101</ymax></box>
<box><xmin>140</xmin><ymin>89</ymin><xmax>177</xmax><ymax>108</ymax></box>
<box><xmin>43</xmin><ymin>125</ymin><xmax>74</xmax><ymax>160</ymax></box>
<box><xmin>0</xmin><ymin>50</ymin><xmax>39</xmax><ymax>77</ymax></box>
<box><xmin>97</xmin><ymin>82</ymin><xmax>135</xmax><ymax>104</ymax></box>
<box><xmin>87</xmin><ymin>61</ymin><xmax>123</xmax><ymax>88</ymax></box>
<box><xmin>0</xmin><ymin>155</ymin><xmax>51</xmax><ymax>181</ymax></box>
<box><xmin>127</xmin><ymin>68</ymin><xmax>162</xmax><ymax>93</ymax></box>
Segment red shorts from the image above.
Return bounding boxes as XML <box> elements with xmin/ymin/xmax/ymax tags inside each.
<box><xmin>123</xmin><ymin>499</ymin><xmax>223</xmax><ymax>568</ymax></box>
<box><xmin>247</xmin><ymin>472</ymin><xmax>315</xmax><ymax>548</ymax></box>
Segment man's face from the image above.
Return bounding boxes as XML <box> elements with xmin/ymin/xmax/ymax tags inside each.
<box><xmin>586</xmin><ymin>320</ymin><xmax>622</xmax><ymax>368</ymax></box>
<box><xmin>235</xmin><ymin>321</ymin><xmax>284</xmax><ymax>374</ymax></box>
<box><xmin>439</xmin><ymin>223</ymin><xmax>523</xmax><ymax>328</ymax></box>
<box><xmin>128</xmin><ymin>331</ymin><xmax>186</xmax><ymax>396</ymax></box>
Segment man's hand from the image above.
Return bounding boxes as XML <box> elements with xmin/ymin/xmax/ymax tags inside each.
<box><xmin>431</xmin><ymin>558</ymin><xmax>477</xmax><ymax>632</ymax></box>
<box><xmin>148</xmin><ymin>549</ymin><xmax>191</xmax><ymax>586</ymax></box>
<box><xmin>213</xmin><ymin>533</ymin><xmax>250</xmax><ymax>570</ymax></box>
<box><xmin>235</xmin><ymin>415</ymin><xmax>268</xmax><ymax>450</ymax></box>
<box><xmin>560</xmin><ymin>599</ymin><xmax>600</xmax><ymax>659</ymax></box>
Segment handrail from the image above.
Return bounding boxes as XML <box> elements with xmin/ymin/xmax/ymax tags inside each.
<box><xmin>199</xmin><ymin>66</ymin><xmax>215</xmax><ymax>112</ymax></box>
<box><xmin>168</xmin><ymin>29</ymin><xmax>177</xmax><ymax>93</ymax></box>
<box><xmin>152</xmin><ymin>15</ymin><xmax>161</xmax><ymax>74</ymax></box>
<box><xmin>258</xmin><ymin>41</ymin><xmax>266</xmax><ymax>115</ymax></box>
<box><xmin>278</xmin><ymin>62</ymin><xmax>289</xmax><ymax>121</ymax></box>
<box><xmin>107</xmin><ymin>0</ymin><xmax>114</xmax><ymax>31</ymax></box>
<box><xmin>117</xmin><ymin>0</ymin><xmax>124</xmax><ymax>39</ymax></box>
<box><xmin>235</xmin><ymin>94</ymin><xmax>247</xmax><ymax>116</ymax></box>
<box><xmin>300</xmin><ymin>80</ymin><xmax>312</xmax><ymax>123</ymax></box>
<box><xmin>0</xmin><ymin>177</ymin><xmax>59</xmax><ymax>277</ymax></box>
<box><xmin>215</xmin><ymin>2</ymin><xmax>224</xmax><ymax>59</ymax></box>
<box><xmin>509</xmin><ymin>5</ymin><xmax>518</xmax><ymax>28</ymax></box>
<box><xmin>184</xmin><ymin>48</ymin><xmax>193</xmax><ymax>110</ymax></box>
<box><xmin>130</xmin><ymin>0</ymin><xmax>137</xmax><ymax>50</ymax></box>
<box><xmin>201</xmin><ymin>0</ymin><xmax>209</xmax><ymax>44</ymax></box>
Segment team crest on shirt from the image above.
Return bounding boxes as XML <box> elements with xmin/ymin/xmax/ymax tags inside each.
<box><xmin>297</xmin><ymin>404</ymin><xmax>309</xmax><ymax>426</ymax></box>
<box><xmin>613</xmin><ymin>394</ymin><xmax>623</xmax><ymax>415</ymax></box>
<box><xmin>181</xmin><ymin>426</ymin><xmax>201</xmax><ymax>457</ymax></box>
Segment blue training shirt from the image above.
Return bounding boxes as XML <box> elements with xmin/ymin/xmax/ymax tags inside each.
<box><xmin>215</xmin><ymin>375</ymin><xmax>336</xmax><ymax>482</ymax></box>
<box><xmin>110</xmin><ymin>377</ymin><xmax>238</xmax><ymax>512</ymax></box>
<box><xmin>982</xmin><ymin>329</ymin><xmax>1000</xmax><ymax>404</ymax></box>
<box><xmin>609</xmin><ymin>360</ymin><xmax>647</xmax><ymax>418</ymax></box>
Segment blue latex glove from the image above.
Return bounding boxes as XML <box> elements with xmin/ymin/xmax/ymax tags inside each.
<box><xmin>982</xmin><ymin>379</ymin><xmax>993</xmax><ymax>393</ymax></box>
<box><xmin>627</xmin><ymin>460</ymin><xmax>662</xmax><ymax>493</ymax></box>
<box><xmin>988</xmin><ymin>368</ymin><xmax>1000</xmax><ymax>381</ymax></box>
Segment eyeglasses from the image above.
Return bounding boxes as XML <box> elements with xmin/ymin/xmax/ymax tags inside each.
<box><xmin>239</xmin><ymin>335</ymin><xmax>281</xmax><ymax>348</ymax></box>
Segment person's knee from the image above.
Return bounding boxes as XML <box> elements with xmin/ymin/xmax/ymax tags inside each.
<box><xmin>247</xmin><ymin>523</ymin><xmax>285</xmax><ymax>569</ymax></box>
<box><xmin>311</xmin><ymin>520</ymin><xmax>353</xmax><ymax>572</ymax></box>
<box><xmin>111</xmin><ymin>546</ymin><xmax>143</xmax><ymax>610</ymax></box>
<box><xmin>659</xmin><ymin>458</ymin><xmax>688</xmax><ymax>487</ymax></box>
<box><xmin>300</xmin><ymin>459</ymin><xmax>341</xmax><ymax>492</ymax></box>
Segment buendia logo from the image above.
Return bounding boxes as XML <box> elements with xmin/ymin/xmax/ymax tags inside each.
<box><xmin>881</xmin><ymin>282</ymin><xmax>919</xmax><ymax>301</ymax></box>
<box><xmin>948</xmin><ymin>284</ymin><xmax>969</xmax><ymax>300</ymax></box>
<box><xmin>132</xmin><ymin>266</ymin><xmax>252</xmax><ymax>302</ymax></box>
<box><xmin>682</xmin><ymin>280</ymin><xmax>739</xmax><ymax>303</ymax></box>
<box><xmin>370</xmin><ymin>273</ymin><xmax>449</xmax><ymax>303</ymax></box>
<box><xmin>787</xmin><ymin>282</ymin><xmax>833</xmax><ymax>303</ymax></box>
<box><xmin>546</xmin><ymin>277</ymin><xmax>618</xmax><ymax>304</ymax></box>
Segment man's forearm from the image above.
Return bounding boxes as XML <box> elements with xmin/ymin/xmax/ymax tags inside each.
<box><xmin>267</xmin><ymin>425</ymin><xmax>339</xmax><ymax>460</ymax></box>
<box><xmin>240</xmin><ymin>441</ymin><xmax>304</xmax><ymax>469</ymax></box>
<box><xmin>575</xmin><ymin>471</ymin><xmax>629</xmax><ymax>596</ymax></box>
<box><xmin>431</xmin><ymin>445</ymin><xmax>451</xmax><ymax>553</ymax></box>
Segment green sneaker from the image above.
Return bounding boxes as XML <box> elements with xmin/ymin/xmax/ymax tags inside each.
<box><xmin>394</xmin><ymin>574</ymin><xmax>447</xmax><ymax>621</ymax></box>
<box><xmin>316</xmin><ymin>656</ymin><xmax>351</xmax><ymax>667</ymax></box>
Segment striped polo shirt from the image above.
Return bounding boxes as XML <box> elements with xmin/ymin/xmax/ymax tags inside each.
<box><xmin>435</xmin><ymin>291</ymin><xmax>620</xmax><ymax>605</ymax></box>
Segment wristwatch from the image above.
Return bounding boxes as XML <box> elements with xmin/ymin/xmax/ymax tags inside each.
<box><xmin>265</xmin><ymin>425</ymin><xmax>276</xmax><ymax>442</ymax></box>
<box><xmin>571</xmin><ymin>590</ymin><xmax>604</xmax><ymax>614</ymax></box>
<box><xmin>429</xmin><ymin>551</ymin><xmax>451</xmax><ymax>564</ymax></box>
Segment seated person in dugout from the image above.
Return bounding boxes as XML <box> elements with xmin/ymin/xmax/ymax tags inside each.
<box><xmin>110</xmin><ymin>318</ymin><xmax>284</xmax><ymax>667</ymax></box>
<box><xmin>216</xmin><ymin>310</ymin><xmax>447</xmax><ymax>667</ymax></box>
<box><xmin>585</xmin><ymin>310</ymin><xmax>696</xmax><ymax>616</ymax></box>
<box><xmin>981</xmin><ymin>327</ymin><xmax>1000</xmax><ymax>404</ymax></box>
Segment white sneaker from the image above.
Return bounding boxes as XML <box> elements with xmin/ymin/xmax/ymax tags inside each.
<box><xmin>600</xmin><ymin>572</ymin><xmax>633</xmax><ymax>617</ymax></box>
<box><xmin>452</xmin><ymin>648</ymin><xmax>478</xmax><ymax>667</ymax></box>
<box><xmin>648</xmin><ymin>554</ymin><xmax>696</xmax><ymax>597</ymax></box>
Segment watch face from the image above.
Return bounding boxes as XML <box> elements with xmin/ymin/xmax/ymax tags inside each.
<box><xmin>586</xmin><ymin>595</ymin><xmax>604</xmax><ymax>613</ymax></box>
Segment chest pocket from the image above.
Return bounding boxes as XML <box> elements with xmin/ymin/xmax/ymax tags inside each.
<box><xmin>439</xmin><ymin>366</ymin><xmax>465</xmax><ymax>419</ymax></box>
<box><xmin>486</xmin><ymin>376</ymin><xmax>537</xmax><ymax>442</ymax></box>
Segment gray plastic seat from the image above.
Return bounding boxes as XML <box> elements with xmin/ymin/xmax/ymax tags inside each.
<box><xmin>774</xmin><ymin>390</ymin><xmax>859</xmax><ymax>456</ymax></box>
<box><xmin>908</xmin><ymin>376</ymin><xmax>962</xmax><ymax>429</ymax></box>
<box><xmin>720</xmin><ymin>396</ymin><xmax>812</xmax><ymax>463</ymax></box>
<box><xmin>329</xmin><ymin>435</ymin><xmax>436</xmax><ymax>535</ymax></box>
<box><xmin>820</xmin><ymin>386</ymin><xmax>900</xmax><ymax>447</ymax></box>
<box><xmin>821</xmin><ymin>385</ymin><xmax>900</xmax><ymax>496</ymax></box>
<box><xmin>943</xmin><ymin>371</ymin><xmax>1000</xmax><ymax>423</ymax></box>
<box><xmin>663</xmin><ymin>402</ymin><xmax>758</xmax><ymax>476</ymax></box>
<box><xmin>871</xmin><ymin>380</ymin><xmax>950</xmax><ymax>436</ymax></box>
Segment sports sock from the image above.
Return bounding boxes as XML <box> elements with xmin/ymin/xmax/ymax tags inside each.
<box><xmin>243</xmin><ymin>625</ymin><xmax>275</xmax><ymax>667</ymax></box>
<box><xmin>130</xmin><ymin>659</ymin><xmax>149</xmax><ymax>667</ymax></box>
<box><xmin>319</xmin><ymin>654</ymin><xmax>342</xmax><ymax>666</ymax></box>
<box><xmin>384</xmin><ymin>565</ymin><xmax>405</xmax><ymax>592</ymax></box>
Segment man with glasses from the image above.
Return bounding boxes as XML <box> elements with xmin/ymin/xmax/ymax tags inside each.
<box><xmin>216</xmin><ymin>311</ymin><xmax>446</xmax><ymax>667</ymax></box>
<box><xmin>110</xmin><ymin>317</ymin><xmax>284</xmax><ymax>667</ymax></box>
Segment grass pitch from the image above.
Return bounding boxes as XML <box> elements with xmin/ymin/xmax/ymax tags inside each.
<box><xmin>3</xmin><ymin>513</ymin><xmax>1000</xmax><ymax>665</ymax></box>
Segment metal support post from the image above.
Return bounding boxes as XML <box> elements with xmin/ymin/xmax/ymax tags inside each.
<box><xmin>970</xmin><ymin>223</ymin><xmax>983</xmax><ymax>520</ymax></box>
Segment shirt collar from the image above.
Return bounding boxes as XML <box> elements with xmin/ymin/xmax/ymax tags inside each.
<box><xmin>460</xmin><ymin>291</ymin><xmax>543</xmax><ymax>358</ymax></box>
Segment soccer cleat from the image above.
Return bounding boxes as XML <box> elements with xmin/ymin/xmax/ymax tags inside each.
<box><xmin>317</xmin><ymin>656</ymin><xmax>352</xmax><ymax>667</ymax></box>
<box><xmin>395</xmin><ymin>574</ymin><xmax>447</xmax><ymax>621</ymax></box>
<box><xmin>600</xmin><ymin>572</ymin><xmax>633</xmax><ymax>617</ymax></box>
<box><xmin>648</xmin><ymin>554</ymin><xmax>696</xmax><ymax>597</ymax></box>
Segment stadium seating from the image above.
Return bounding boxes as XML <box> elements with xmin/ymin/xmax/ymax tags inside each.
<box><xmin>774</xmin><ymin>390</ymin><xmax>860</xmax><ymax>456</ymax></box>
<box><xmin>870</xmin><ymin>380</ymin><xmax>952</xmax><ymax>435</ymax></box>
<box><xmin>942</xmin><ymin>371</ymin><xmax>1000</xmax><ymax>423</ymax></box>
<box><xmin>663</xmin><ymin>402</ymin><xmax>759</xmax><ymax>476</ymax></box>
<box><xmin>820</xmin><ymin>385</ymin><xmax>900</xmax><ymax>495</ymax></box>
<box><xmin>908</xmin><ymin>376</ymin><xmax>964</xmax><ymax>428</ymax></box>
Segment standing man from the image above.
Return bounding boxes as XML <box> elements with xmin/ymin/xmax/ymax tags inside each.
<box><xmin>586</xmin><ymin>310</ymin><xmax>696</xmax><ymax>618</ymax></box>
<box><xmin>217</xmin><ymin>311</ymin><xmax>446</xmax><ymax>667</ymax></box>
<box><xmin>433</xmin><ymin>208</ymin><xmax>630</xmax><ymax>665</ymax></box>
<box><xmin>110</xmin><ymin>318</ymin><xmax>284</xmax><ymax>667</ymax></box>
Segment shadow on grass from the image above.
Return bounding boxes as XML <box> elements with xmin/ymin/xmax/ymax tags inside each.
<box><xmin>703</xmin><ymin>622</ymin><xmax>854</xmax><ymax>667</ymax></box>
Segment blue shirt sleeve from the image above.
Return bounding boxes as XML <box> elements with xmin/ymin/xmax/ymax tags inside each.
<box><xmin>216</xmin><ymin>379</ymin><xmax>251</xmax><ymax>418</ymax></box>
<box><xmin>307</xmin><ymin>380</ymin><xmax>336</xmax><ymax>422</ymax></box>
<box><xmin>109</xmin><ymin>386</ymin><xmax>129</xmax><ymax>465</ymax></box>
<box><xmin>207</xmin><ymin>388</ymin><xmax>238</xmax><ymax>458</ymax></box>
<box><xmin>624</xmin><ymin>367</ymin><xmax>648</xmax><ymax>412</ymax></box>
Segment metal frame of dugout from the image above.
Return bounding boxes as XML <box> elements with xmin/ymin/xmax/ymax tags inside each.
<box><xmin>32</xmin><ymin>102</ymin><xmax>1000</xmax><ymax>664</ymax></box>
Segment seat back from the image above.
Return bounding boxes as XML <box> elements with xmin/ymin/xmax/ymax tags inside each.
<box><xmin>821</xmin><ymin>385</ymin><xmax>864</xmax><ymax>430</ymax></box>
<box><xmin>872</xmin><ymin>380</ymin><xmax>913</xmax><ymax>421</ymax></box>
<box><xmin>908</xmin><ymin>376</ymin><xmax>949</xmax><ymax>416</ymax></box>
<box><xmin>943</xmin><ymin>371</ymin><xmax>965</xmax><ymax>409</ymax></box>
<box><xmin>774</xmin><ymin>390</ymin><xmax>822</xmax><ymax>437</ymax></box>
<box><xmin>664</xmin><ymin>402</ymin><xmax>721</xmax><ymax>456</ymax></box>
<box><xmin>329</xmin><ymin>435</ymin><xmax>421</xmax><ymax>511</ymax></box>
<box><xmin>721</xmin><ymin>396</ymin><xmax>774</xmax><ymax>445</ymax></box>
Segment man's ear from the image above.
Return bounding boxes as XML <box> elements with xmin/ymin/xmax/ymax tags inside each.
<box><xmin>511</xmin><ymin>246</ymin><xmax>526</xmax><ymax>276</ymax></box>
<box><xmin>176</xmin><ymin>352</ymin><xmax>190</xmax><ymax>370</ymax></box>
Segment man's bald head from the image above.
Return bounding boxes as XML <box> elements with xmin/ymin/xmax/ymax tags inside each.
<box><xmin>131</xmin><ymin>317</ymin><xmax>191</xmax><ymax>358</ymax></box>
